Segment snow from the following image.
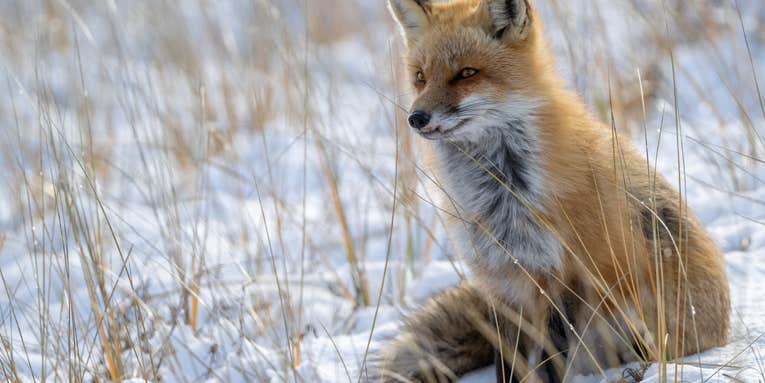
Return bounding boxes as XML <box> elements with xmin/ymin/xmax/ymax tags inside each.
<box><xmin>0</xmin><ymin>0</ymin><xmax>764</xmax><ymax>382</ymax></box>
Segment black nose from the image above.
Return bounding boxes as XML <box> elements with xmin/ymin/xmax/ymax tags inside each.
<box><xmin>407</xmin><ymin>111</ymin><xmax>431</xmax><ymax>130</ymax></box>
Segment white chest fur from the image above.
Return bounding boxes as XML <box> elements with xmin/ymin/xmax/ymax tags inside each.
<box><xmin>435</xmin><ymin>122</ymin><xmax>562</xmax><ymax>272</ymax></box>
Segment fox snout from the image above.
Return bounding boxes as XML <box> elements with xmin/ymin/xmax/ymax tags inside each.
<box><xmin>407</xmin><ymin>110</ymin><xmax>431</xmax><ymax>130</ymax></box>
<box><xmin>406</xmin><ymin>104</ymin><xmax>475</xmax><ymax>140</ymax></box>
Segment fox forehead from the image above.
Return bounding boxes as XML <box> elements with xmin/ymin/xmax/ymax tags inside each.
<box><xmin>407</xmin><ymin>26</ymin><xmax>503</xmax><ymax>73</ymax></box>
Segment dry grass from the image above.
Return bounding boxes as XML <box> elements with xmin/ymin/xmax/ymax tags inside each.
<box><xmin>0</xmin><ymin>0</ymin><xmax>763</xmax><ymax>382</ymax></box>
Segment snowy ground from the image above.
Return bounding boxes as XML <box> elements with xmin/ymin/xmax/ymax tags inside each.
<box><xmin>1</xmin><ymin>1</ymin><xmax>764</xmax><ymax>382</ymax></box>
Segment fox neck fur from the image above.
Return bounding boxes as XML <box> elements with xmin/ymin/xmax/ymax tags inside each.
<box><xmin>433</xmin><ymin>113</ymin><xmax>563</xmax><ymax>274</ymax></box>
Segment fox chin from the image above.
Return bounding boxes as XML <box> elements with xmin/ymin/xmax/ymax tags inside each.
<box><xmin>374</xmin><ymin>0</ymin><xmax>730</xmax><ymax>382</ymax></box>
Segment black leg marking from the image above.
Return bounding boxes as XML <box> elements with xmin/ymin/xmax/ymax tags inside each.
<box><xmin>489</xmin><ymin>305</ymin><xmax>520</xmax><ymax>383</ymax></box>
<box><xmin>537</xmin><ymin>310</ymin><xmax>568</xmax><ymax>383</ymax></box>
<box><xmin>494</xmin><ymin>349</ymin><xmax>520</xmax><ymax>383</ymax></box>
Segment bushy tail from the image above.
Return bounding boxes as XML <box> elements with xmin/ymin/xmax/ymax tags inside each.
<box><xmin>374</xmin><ymin>282</ymin><xmax>495</xmax><ymax>383</ymax></box>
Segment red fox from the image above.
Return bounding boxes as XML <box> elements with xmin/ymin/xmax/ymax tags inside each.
<box><xmin>377</xmin><ymin>0</ymin><xmax>730</xmax><ymax>382</ymax></box>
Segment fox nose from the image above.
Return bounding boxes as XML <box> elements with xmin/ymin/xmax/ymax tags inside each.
<box><xmin>407</xmin><ymin>111</ymin><xmax>431</xmax><ymax>130</ymax></box>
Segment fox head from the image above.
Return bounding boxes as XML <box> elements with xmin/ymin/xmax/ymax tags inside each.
<box><xmin>389</xmin><ymin>0</ymin><xmax>555</xmax><ymax>142</ymax></box>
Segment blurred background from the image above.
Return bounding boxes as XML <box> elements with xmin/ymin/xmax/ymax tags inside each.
<box><xmin>1</xmin><ymin>0</ymin><xmax>764</xmax><ymax>382</ymax></box>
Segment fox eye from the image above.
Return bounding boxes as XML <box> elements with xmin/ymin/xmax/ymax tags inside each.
<box><xmin>459</xmin><ymin>68</ymin><xmax>479</xmax><ymax>79</ymax></box>
<box><xmin>415</xmin><ymin>70</ymin><xmax>426</xmax><ymax>84</ymax></box>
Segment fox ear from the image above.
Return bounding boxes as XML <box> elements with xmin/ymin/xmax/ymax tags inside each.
<box><xmin>486</xmin><ymin>0</ymin><xmax>532</xmax><ymax>42</ymax></box>
<box><xmin>388</xmin><ymin>0</ymin><xmax>432</xmax><ymax>45</ymax></box>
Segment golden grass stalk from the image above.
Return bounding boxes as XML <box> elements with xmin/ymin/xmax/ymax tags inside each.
<box><xmin>189</xmin><ymin>280</ymin><xmax>200</xmax><ymax>333</ymax></box>
<box><xmin>316</xmin><ymin>138</ymin><xmax>371</xmax><ymax>307</ymax></box>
